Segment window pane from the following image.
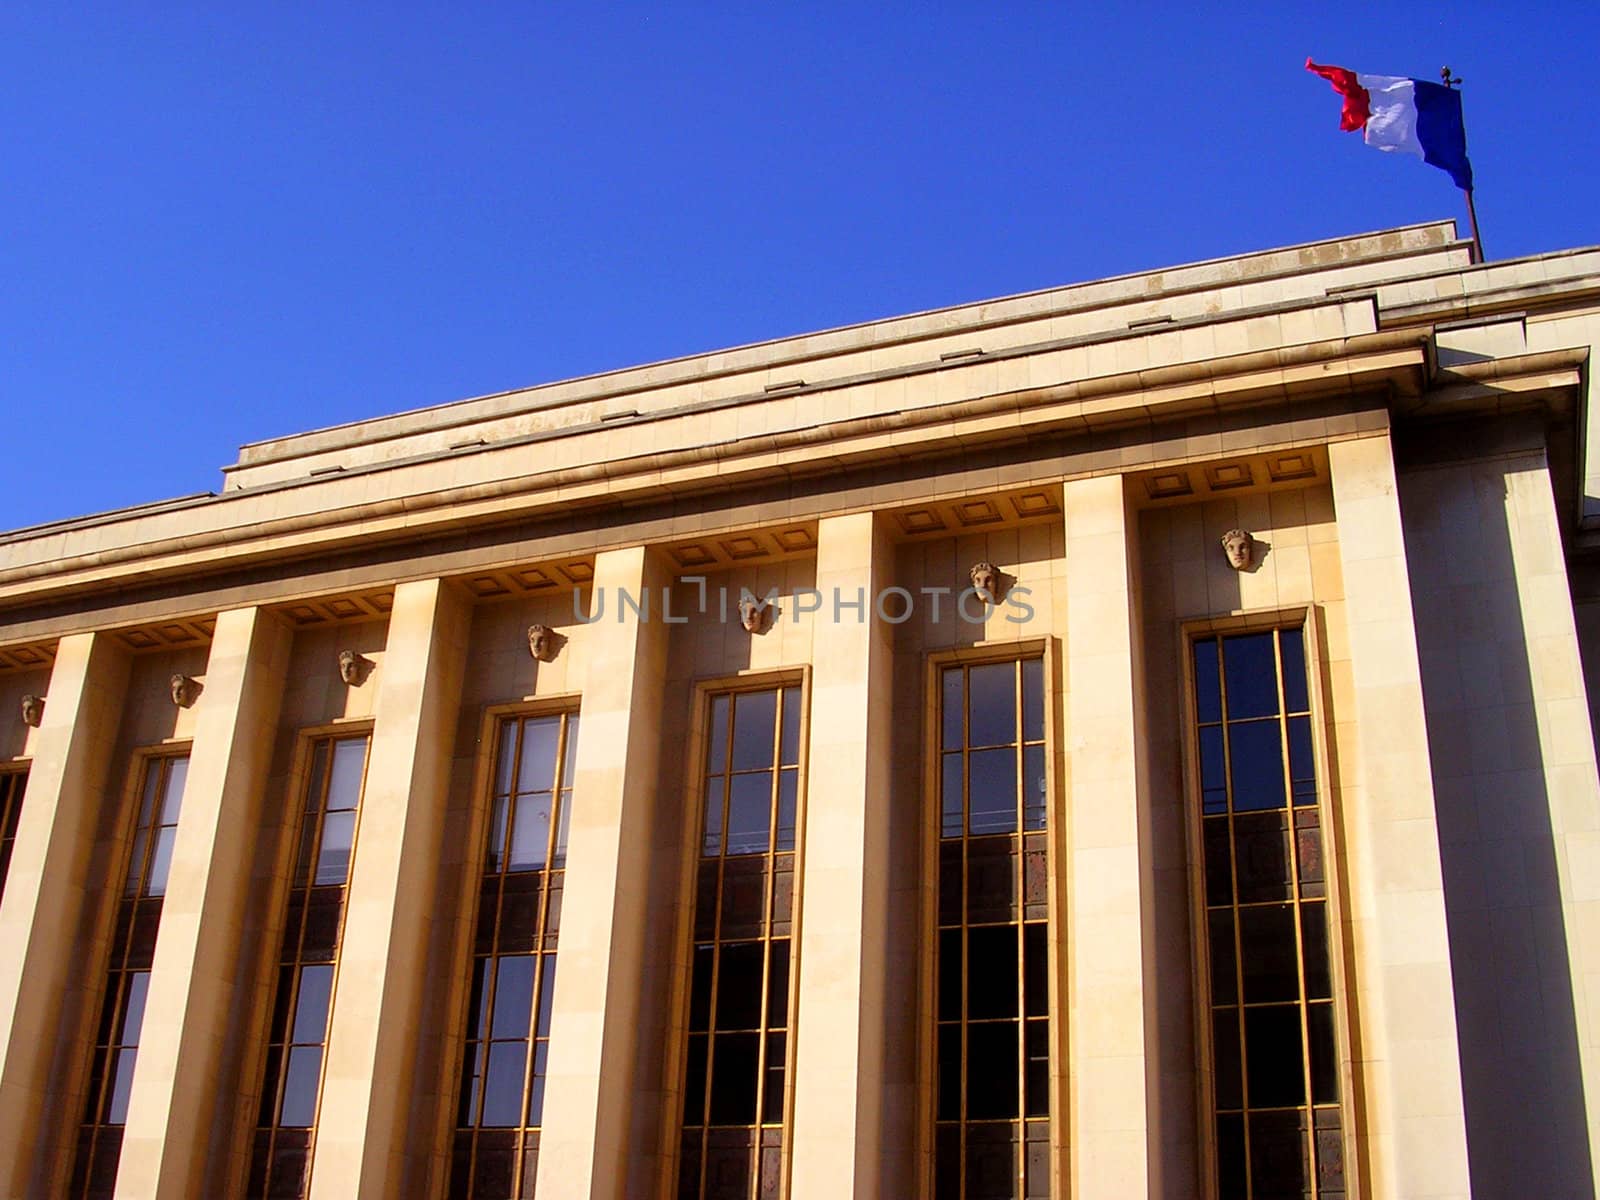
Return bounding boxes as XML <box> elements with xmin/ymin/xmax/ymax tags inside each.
<box><xmin>494</xmin><ymin>726</ymin><xmax>517</xmax><ymax>798</ymax></box>
<box><xmin>779</xmin><ymin>688</ymin><xmax>801</xmax><ymax>766</ymax></box>
<box><xmin>1244</xmin><ymin>1005</ymin><xmax>1305</xmax><ymax>1107</ymax></box>
<box><xmin>1280</xmin><ymin>626</ymin><xmax>1309</xmax><ymax>713</ymax></box>
<box><xmin>775</xmin><ymin>771</ymin><xmax>797</xmax><ymax>853</ymax></box>
<box><xmin>967</xmin><ymin>663</ymin><xmax>1016</xmax><ymax>748</ymax></box>
<box><xmin>528</xmin><ymin>1039</ymin><xmax>549</xmax><ymax>1126</ymax></box>
<box><xmin>145</xmin><ymin>826</ymin><xmax>177</xmax><ymax>896</ymax></box>
<box><xmin>703</xmin><ymin>778</ymin><xmax>725</xmax><ymax>856</ymax></box>
<box><xmin>492</xmin><ymin>956</ymin><xmax>536</xmax><ymax>1039</ymax></box>
<box><xmin>1227</xmin><ymin>721</ymin><xmax>1286</xmax><ymax>811</ymax></box>
<box><xmin>1022</xmin><ymin>744</ymin><xmax>1046</xmax><ymax>831</ymax></box>
<box><xmin>965</xmin><ymin>1023</ymin><xmax>1019</xmax><ymax>1118</ymax></box>
<box><xmin>508</xmin><ymin>794</ymin><xmax>553</xmax><ymax>871</ymax></box>
<box><xmin>942</xmin><ymin>668</ymin><xmax>964</xmax><ymax>751</ymax></box>
<box><xmin>279</xmin><ymin>1046</ymin><xmax>323</xmax><ymax>1127</ymax></box>
<box><xmin>1222</xmin><ymin>633</ymin><xmax>1279</xmax><ymax>719</ymax></box>
<box><xmin>967</xmin><ymin>748</ymin><xmax>1017</xmax><ymax>835</ymax></box>
<box><xmin>486</xmin><ymin>794</ymin><xmax>510</xmax><ymax>871</ymax></box>
<box><xmin>137</xmin><ymin>762</ymin><xmax>164</xmax><ymax>825</ymax></box>
<box><xmin>1208</xmin><ymin>910</ymin><xmax>1237</xmax><ymax>1005</ymax></box>
<box><xmin>1288</xmin><ymin>715</ymin><xmax>1316</xmax><ymax>804</ymax></box>
<box><xmin>1308</xmin><ymin>1003</ymin><xmax>1339</xmax><ymax>1104</ymax></box>
<box><xmin>326</xmin><ymin>739</ymin><xmax>367</xmax><ymax>811</ymax></box>
<box><xmin>158</xmin><ymin>759</ymin><xmax>188</xmax><ymax>824</ymax></box>
<box><xmin>535</xmin><ymin>957</ymin><xmax>557</xmax><ymax>1040</ymax></box>
<box><xmin>553</xmin><ymin>787</ymin><xmax>572</xmax><ymax>868</ymax></box>
<box><xmin>1302</xmin><ymin>903</ymin><xmax>1331</xmax><ymax>999</ymax></box>
<box><xmin>516</xmin><ymin>717</ymin><xmax>560</xmax><ymax>795</ymax></box>
<box><xmin>766</xmin><ymin>940</ymin><xmax>790</xmax><ymax>1029</ymax></box>
<box><xmin>941</xmin><ymin>753</ymin><xmax>964</xmax><ymax>839</ymax></box>
<box><xmin>124</xmin><ymin>829</ymin><xmax>149</xmax><ymax>897</ymax></box>
<box><xmin>709</xmin><ymin>1032</ymin><xmax>759</xmax><ymax>1125</ymax></box>
<box><xmin>119</xmin><ymin>972</ymin><xmax>151</xmax><ymax>1046</ymax></box>
<box><xmin>1238</xmin><ymin>904</ymin><xmax>1300</xmax><ymax>1003</ymax></box>
<box><xmin>967</xmin><ymin>926</ymin><xmax>1019</xmax><ymax>1020</ymax></box>
<box><xmin>1021</xmin><ymin>658</ymin><xmax>1044</xmax><ymax>743</ymax></box>
<box><xmin>1199</xmin><ymin>725</ymin><xmax>1227</xmax><ymax>815</ymax></box>
<box><xmin>732</xmin><ymin>691</ymin><xmax>777</xmax><ymax>772</ymax></box>
<box><xmin>292</xmin><ymin>965</ymin><xmax>334</xmax><ymax>1044</ymax></box>
<box><xmin>716</xmin><ymin>942</ymin><xmax>765</xmax><ymax>1031</ymax></box>
<box><xmin>106</xmin><ymin>1046</ymin><xmax>139</xmax><ymax>1124</ymax></box>
<box><xmin>726</xmin><ymin>773</ymin><xmax>772</xmax><ymax>856</ymax></box>
<box><xmin>482</xmin><ymin>1041</ymin><xmax>529</xmax><ymax>1126</ymax></box>
<box><xmin>1194</xmin><ymin>637</ymin><xmax>1221</xmax><ymax>725</ymax></box>
<box><xmin>708</xmin><ymin>696</ymin><xmax>730</xmax><ymax>774</ymax></box>
<box><xmin>1023</xmin><ymin>924</ymin><xmax>1048</xmax><ymax>1018</ymax></box>
<box><xmin>315</xmin><ymin>810</ymin><xmax>356</xmax><ymax>885</ymax></box>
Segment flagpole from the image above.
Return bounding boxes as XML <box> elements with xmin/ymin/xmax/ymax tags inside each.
<box><xmin>1442</xmin><ymin>66</ymin><xmax>1484</xmax><ymax>262</ymax></box>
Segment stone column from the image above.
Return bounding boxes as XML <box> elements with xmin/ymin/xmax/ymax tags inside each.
<box><xmin>535</xmin><ymin>546</ymin><xmax>670</xmax><ymax>1200</ymax></box>
<box><xmin>1328</xmin><ymin>434</ymin><xmax>1472</xmax><ymax>1198</ymax></box>
<box><xmin>1062</xmin><ymin>474</ymin><xmax>1159</xmax><ymax>1199</ymax></box>
<box><xmin>0</xmin><ymin>632</ymin><xmax>131</xmax><ymax>1198</ymax></box>
<box><xmin>114</xmin><ymin>607</ymin><xmax>291</xmax><ymax>1199</ymax></box>
<box><xmin>308</xmin><ymin>579</ymin><xmax>470</xmax><ymax>1200</ymax></box>
<box><xmin>789</xmin><ymin>511</ymin><xmax>894</xmax><ymax>1200</ymax></box>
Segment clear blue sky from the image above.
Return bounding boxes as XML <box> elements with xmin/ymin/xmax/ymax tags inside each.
<box><xmin>4</xmin><ymin>4</ymin><xmax>1597</xmax><ymax>532</ymax></box>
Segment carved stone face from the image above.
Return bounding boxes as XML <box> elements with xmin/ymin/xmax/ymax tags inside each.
<box><xmin>970</xmin><ymin>561</ymin><xmax>1001</xmax><ymax>604</ymax></box>
<box><xmin>170</xmin><ymin>673</ymin><xmax>197</xmax><ymax>708</ymax></box>
<box><xmin>1221</xmin><ymin>529</ymin><xmax>1255</xmax><ymax>571</ymax></box>
<box><xmin>528</xmin><ymin>624</ymin><xmax>557</xmax><ymax>662</ymax></box>
<box><xmin>738</xmin><ymin>598</ymin><xmax>767</xmax><ymax>634</ymax></box>
<box><xmin>20</xmin><ymin>694</ymin><xmax>43</xmax><ymax>727</ymax></box>
<box><xmin>338</xmin><ymin>649</ymin><xmax>363</xmax><ymax>685</ymax></box>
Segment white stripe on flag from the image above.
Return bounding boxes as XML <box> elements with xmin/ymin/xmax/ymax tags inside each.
<box><xmin>1356</xmin><ymin>74</ymin><xmax>1424</xmax><ymax>159</ymax></box>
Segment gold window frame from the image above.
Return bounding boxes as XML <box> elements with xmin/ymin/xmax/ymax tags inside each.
<box><xmin>239</xmin><ymin>719</ymin><xmax>375</xmax><ymax>1200</ymax></box>
<box><xmin>1178</xmin><ymin>606</ymin><xmax>1363</xmax><ymax>1200</ymax></box>
<box><xmin>70</xmin><ymin>742</ymin><xmax>192</xmax><ymax>1200</ymax></box>
<box><xmin>443</xmin><ymin>693</ymin><xmax>584</xmax><ymax>1200</ymax></box>
<box><xmin>659</xmin><ymin>667</ymin><xmax>811</xmax><ymax>1200</ymax></box>
<box><xmin>918</xmin><ymin>637</ymin><xmax>1064</xmax><ymax>1200</ymax></box>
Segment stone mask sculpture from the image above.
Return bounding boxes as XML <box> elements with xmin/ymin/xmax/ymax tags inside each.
<box><xmin>170</xmin><ymin>673</ymin><xmax>199</xmax><ymax>708</ymax></box>
<box><xmin>338</xmin><ymin>649</ymin><xmax>370</xmax><ymax>685</ymax></box>
<box><xmin>738</xmin><ymin>597</ymin><xmax>769</xmax><ymax>635</ymax></box>
<box><xmin>1220</xmin><ymin>528</ymin><xmax>1255</xmax><ymax>571</ymax></box>
<box><xmin>20</xmin><ymin>694</ymin><xmax>43</xmax><ymax>727</ymax></box>
<box><xmin>970</xmin><ymin>561</ymin><xmax>1002</xmax><ymax>605</ymax></box>
<box><xmin>528</xmin><ymin>624</ymin><xmax>559</xmax><ymax>662</ymax></box>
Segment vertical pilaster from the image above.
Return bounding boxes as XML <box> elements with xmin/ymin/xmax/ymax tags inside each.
<box><xmin>1328</xmin><ymin>434</ymin><xmax>1472</xmax><ymax>1198</ymax></box>
<box><xmin>789</xmin><ymin>512</ymin><xmax>894</xmax><ymax>1200</ymax></box>
<box><xmin>535</xmin><ymin>546</ymin><xmax>670</xmax><ymax>1200</ymax></box>
<box><xmin>1062</xmin><ymin>474</ymin><xmax>1158</xmax><ymax>1199</ymax></box>
<box><xmin>114</xmin><ymin>607</ymin><xmax>291</xmax><ymax>1199</ymax></box>
<box><xmin>308</xmin><ymin>579</ymin><xmax>470</xmax><ymax>1200</ymax></box>
<box><xmin>0</xmin><ymin>632</ymin><xmax>130</xmax><ymax>1198</ymax></box>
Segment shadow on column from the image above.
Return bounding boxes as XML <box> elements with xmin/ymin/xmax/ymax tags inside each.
<box><xmin>1401</xmin><ymin>452</ymin><xmax>1595</xmax><ymax>1198</ymax></box>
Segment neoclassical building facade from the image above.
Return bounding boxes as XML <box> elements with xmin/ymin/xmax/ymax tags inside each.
<box><xmin>3</xmin><ymin>221</ymin><xmax>1600</xmax><ymax>1200</ymax></box>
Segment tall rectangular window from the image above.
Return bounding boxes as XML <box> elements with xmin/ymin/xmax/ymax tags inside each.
<box><xmin>0</xmin><ymin>767</ymin><xmax>27</xmax><ymax>900</ymax></box>
<box><xmin>70</xmin><ymin>753</ymin><xmax>188</xmax><ymax>1200</ymax></box>
<box><xmin>1191</xmin><ymin>627</ymin><xmax>1345</xmax><ymax>1199</ymax></box>
<box><xmin>935</xmin><ymin>656</ymin><xmax>1050</xmax><ymax>1200</ymax></box>
<box><xmin>247</xmin><ymin>733</ymin><xmax>370</xmax><ymax>1200</ymax></box>
<box><xmin>450</xmin><ymin>710</ymin><xmax>580</xmax><ymax>1200</ymax></box>
<box><xmin>678</xmin><ymin>685</ymin><xmax>803</xmax><ymax>1200</ymax></box>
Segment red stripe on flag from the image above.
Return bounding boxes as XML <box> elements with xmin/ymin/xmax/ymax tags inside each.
<box><xmin>1305</xmin><ymin>58</ymin><xmax>1370</xmax><ymax>131</ymax></box>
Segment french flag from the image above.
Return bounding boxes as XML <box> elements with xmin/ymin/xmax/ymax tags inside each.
<box><xmin>1306</xmin><ymin>59</ymin><xmax>1474</xmax><ymax>191</ymax></box>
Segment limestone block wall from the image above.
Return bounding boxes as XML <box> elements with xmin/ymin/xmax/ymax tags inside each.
<box><xmin>1401</xmin><ymin>442</ymin><xmax>1600</xmax><ymax>1197</ymax></box>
